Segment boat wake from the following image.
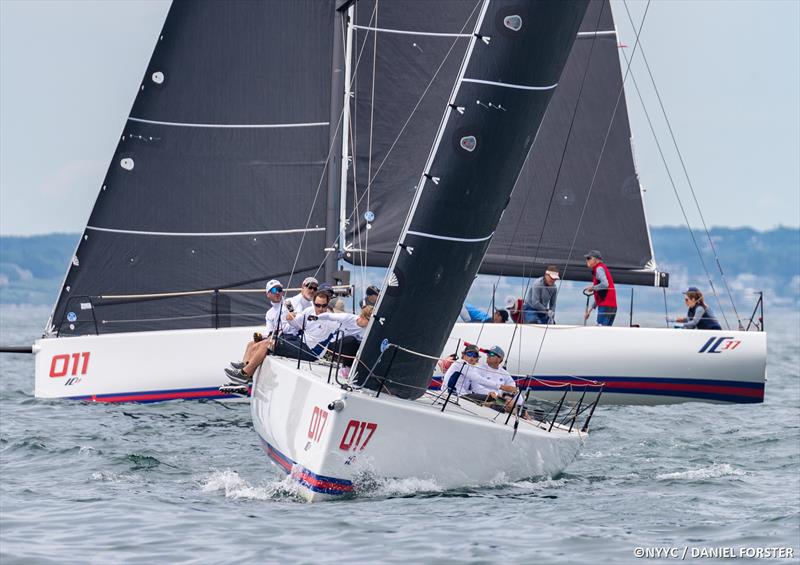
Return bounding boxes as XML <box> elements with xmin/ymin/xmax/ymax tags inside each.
<box><xmin>656</xmin><ymin>463</ymin><xmax>746</xmax><ymax>481</ymax></box>
<box><xmin>200</xmin><ymin>470</ymin><xmax>306</xmax><ymax>501</ymax></box>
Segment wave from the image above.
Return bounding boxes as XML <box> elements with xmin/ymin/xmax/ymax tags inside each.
<box><xmin>656</xmin><ymin>463</ymin><xmax>746</xmax><ymax>481</ymax></box>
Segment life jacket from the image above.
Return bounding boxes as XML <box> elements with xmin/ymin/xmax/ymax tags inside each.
<box><xmin>592</xmin><ymin>262</ymin><xmax>617</xmax><ymax>308</ymax></box>
<box><xmin>687</xmin><ymin>305</ymin><xmax>722</xmax><ymax>330</ymax></box>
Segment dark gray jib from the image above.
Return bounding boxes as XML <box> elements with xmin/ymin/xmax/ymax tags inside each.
<box><xmin>49</xmin><ymin>1</ymin><xmax>334</xmax><ymax>336</ymax></box>
<box><xmin>355</xmin><ymin>1</ymin><xmax>590</xmax><ymax>399</ymax></box>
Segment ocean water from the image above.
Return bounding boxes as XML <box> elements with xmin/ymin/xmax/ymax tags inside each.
<box><xmin>1</xmin><ymin>305</ymin><xmax>798</xmax><ymax>564</ymax></box>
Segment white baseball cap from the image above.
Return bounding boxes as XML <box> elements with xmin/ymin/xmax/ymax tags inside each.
<box><xmin>265</xmin><ymin>279</ymin><xmax>283</xmax><ymax>293</ymax></box>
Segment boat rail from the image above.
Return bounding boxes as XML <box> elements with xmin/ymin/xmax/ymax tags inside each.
<box><xmin>353</xmin><ymin>342</ymin><xmax>604</xmax><ymax>434</ymax></box>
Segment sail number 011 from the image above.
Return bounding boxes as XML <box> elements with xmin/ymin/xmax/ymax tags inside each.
<box><xmin>49</xmin><ymin>352</ymin><xmax>90</xmax><ymax>378</ymax></box>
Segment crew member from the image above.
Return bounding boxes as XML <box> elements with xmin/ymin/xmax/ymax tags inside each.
<box><xmin>676</xmin><ymin>287</ymin><xmax>722</xmax><ymax>330</ymax></box>
<box><xmin>225</xmin><ymin>279</ymin><xmax>287</xmax><ymax>383</ymax></box>
<box><xmin>524</xmin><ymin>266</ymin><xmax>560</xmax><ymax>324</ymax></box>
<box><xmin>583</xmin><ymin>250</ymin><xmax>617</xmax><ymax>326</ymax></box>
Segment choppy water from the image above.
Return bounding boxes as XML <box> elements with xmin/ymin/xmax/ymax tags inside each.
<box><xmin>1</xmin><ymin>305</ymin><xmax>798</xmax><ymax>564</ymax></box>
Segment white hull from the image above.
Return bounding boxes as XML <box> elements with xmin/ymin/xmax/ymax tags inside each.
<box><xmin>33</xmin><ymin>323</ymin><xmax>766</xmax><ymax>404</ymax></box>
<box><xmin>251</xmin><ymin>357</ymin><xmax>584</xmax><ymax>501</ymax></box>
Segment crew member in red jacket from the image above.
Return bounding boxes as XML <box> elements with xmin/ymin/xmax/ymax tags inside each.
<box><xmin>583</xmin><ymin>250</ymin><xmax>617</xmax><ymax>326</ymax></box>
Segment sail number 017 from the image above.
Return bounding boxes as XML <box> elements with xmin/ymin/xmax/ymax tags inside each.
<box><xmin>339</xmin><ymin>419</ymin><xmax>378</xmax><ymax>451</ymax></box>
<box><xmin>49</xmin><ymin>352</ymin><xmax>90</xmax><ymax>378</ymax></box>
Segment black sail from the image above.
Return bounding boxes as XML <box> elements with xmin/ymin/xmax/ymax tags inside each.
<box><xmin>49</xmin><ymin>1</ymin><xmax>334</xmax><ymax>336</ymax></box>
<box><xmin>343</xmin><ymin>1</ymin><xmax>665</xmax><ymax>287</ymax></box>
<box><xmin>483</xmin><ymin>0</ymin><xmax>660</xmax><ymax>285</ymax></box>
<box><xmin>355</xmin><ymin>0</ymin><xmax>590</xmax><ymax>399</ymax></box>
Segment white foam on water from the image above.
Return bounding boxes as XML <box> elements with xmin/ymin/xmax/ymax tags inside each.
<box><xmin>90</xmin><ymin>471</ymin><xmax>142</xmax><ymax>483</ymax></box>
<box><xmin>364</xmin><ymin>476</ymin><xmax>443</xmax><ymax>498</ymax></box>
<box><xmin>199</xmin><ymin>469</ymin><xmax>303</xmax><ymax>501</ymax></box>
<box><xmin>508</xmin><ymin>477</ymin><xmax>568</xmax><ymax>491</ymax></box>
<box><xmin>656</xmin><ymin>463</ymin><xmax>746</xmax><ymax>481</ymax></box>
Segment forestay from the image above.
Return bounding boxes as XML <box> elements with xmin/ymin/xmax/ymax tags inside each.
<box><xmin>355</xmin><ymin>0</ymin><xmax>590</xmax><ymax>399</ymax></box>
<box><xmin>49</xmin><ymin>1</ymin><xmax>334</xmax><ymax>336</ymax></box>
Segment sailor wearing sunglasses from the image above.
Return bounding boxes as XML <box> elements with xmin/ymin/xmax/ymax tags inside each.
<box><xmin>224</xmin><ymin>279</ymin><xmax>288</xmax><ymax>384</ymax></box>
<box><xmin>442</xmin><ymin>344</ymin><xmax>484</xmax><ymax>395</ymax></box>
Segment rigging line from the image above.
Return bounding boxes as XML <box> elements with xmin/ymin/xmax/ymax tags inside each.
<box><xmin>618</xmin><ymin>46</ymin><xmax>731</xmax><ymax>330</ymax></box>
<box><xmin>331</xmin><ymin>0</ymin><xmax>482</xmax><ymax>283</ymax></box>
<box><xmin>621</xmin><ymin>0</ymin><xmax>742</xmax><ymax>329</ymax></box>
<box><xmin>526</xmin><ymin>0</ymin><xmax>652</xmax><ymax>380</ymax></box>
<box><xmin>127</xmin><ymin>117</ymin><xmax>329</xmax><ymax>129</ymax></box>
<box><xmin>286</xmin><ymin>1</ymin><xmax>379</xmax><ymax>287</ymax></box>
<box><xmin>85</xmin><ymin>226</ymin><xmax>324</xmax><ymax>237</ymax></box>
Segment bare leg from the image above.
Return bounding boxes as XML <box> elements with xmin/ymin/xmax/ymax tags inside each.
<box><xmin>241</xmin><ymin>340</ymin><xmax>257</xmax><ymax>366</ymax></box>
<box><xmin>242</xmin><ymin>340</ymin><xmax>270</xmax><ymax>377</ymax></box>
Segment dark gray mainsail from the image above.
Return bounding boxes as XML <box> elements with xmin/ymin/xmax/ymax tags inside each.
<box><xmin>49</xmin><ymin>1</ymin><xmax>335</xmax><ymax>336</ymax></box>
<box><xmin>355</xmin><ymin>0</ymin><xmax>590</xmax><ymax>399</ymax></box>
<box><xmin>342</xmin><ymin>0</ymin><xmax>665</xmax><ymax>287</ymax></box>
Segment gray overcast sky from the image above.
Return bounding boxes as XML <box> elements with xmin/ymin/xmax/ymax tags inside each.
<box><xmin>1</xmin><ymin>0</ymin><xmax>798</xmax><ymax>236</ymax></box>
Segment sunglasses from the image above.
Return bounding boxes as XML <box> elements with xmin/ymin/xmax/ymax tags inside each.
<box><xmin>464</xmin><ymin>351</ymin><xmax>479</xmax><ymax>358</ymax></box>
<box><xmin>268</xmin><ymin>287</ymin><xmax>283</xmax><ymax>294</ymax></box>
<box><xmin>487</xmin><ymin>352</ymin><xmax>501</xmax><ymax>358</ymax></box>
<box><xmin>305</xmin><ymin>285</ymin><xmax>318</xmax><ymax>290</ymax></box>
<box><xmin>313</xmin><ymin>303</ymin><xmax>328</xmax><ymax>309</ymax></box>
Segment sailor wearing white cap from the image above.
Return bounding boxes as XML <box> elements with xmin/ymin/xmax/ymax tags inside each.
<box><xmin>524</xmin><ymin>265</ymin><xmax>560</xmax><ymax>324</ymax></box>
<box><xmin>263</xmin><ymin>279</ymin><xmax>289</xmax><ymax>334</ymax></box>
<box><xmin>287</xmin><ymin>276</ymin><xmax>318</xmax><ymax>315</ymax></box>
<box><xmin>223</xmin><ymin>279</ymin><xmax>287</xmax><ymax>384</ymax></box>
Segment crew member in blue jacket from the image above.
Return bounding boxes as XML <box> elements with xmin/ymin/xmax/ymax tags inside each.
<box><xmin>676</xmin><ymin>287</ymin><xmax>722</xmax><ymax>330</ymax></box>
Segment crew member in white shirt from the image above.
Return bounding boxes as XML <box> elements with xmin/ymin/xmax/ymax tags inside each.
<box><xmin>279</xmin><ymin>290</ymin><xmax>339</xmax><ymax>360</ymax></box>
<box><xmin>316</xmin><ymin>305</ymin><xmax>373</xmax><ymax>374</ymax></box>
<box><xmin>479</xmin><ymin>345</ymin><xmax>521</xmax><ymax>412</ymax></box>
<box><xmin>285</xmin><ymin>277</ymin><xmax>318</xmax><ymax>324</ymax></box>
<box><xmin>224</xmin><ymin>279</ymin><xmax>287</xmax><ymax>383</ymax></box>
<box><xmin>441</xmin><ymin>343</ymin><xmax>483</xmax><ymax>395</ymax></box>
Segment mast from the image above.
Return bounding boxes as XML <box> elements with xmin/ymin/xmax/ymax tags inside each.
<box><xmin>324</xmin><ymin>2</ymin><xmax>350</xmax><ymax>284</ymax></box>
<box><xmin>338</xmin><ymin>4</ymin><xmax>356</xmax><ymax>277</ymax></box>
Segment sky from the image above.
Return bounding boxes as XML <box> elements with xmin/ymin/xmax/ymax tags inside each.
<box><xmin>0</xmin><ymin>0</ymin><xmax>798</xmax><ymax>236</ymax></box>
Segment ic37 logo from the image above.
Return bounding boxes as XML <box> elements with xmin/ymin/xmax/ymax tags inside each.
<box><xmin>339</xmin><ymin>419</ymin><xmax>377</xmax><ymax>452</ymax></box>
<box><xmin>698</xmin><ymin>336</ymin><xmax>741</xmax><ymax>354</ymax></box>
<box><xmin>49</xmin><ymin>352</ymin><xmax>90</xmax><ymax>385</ymax></box>
<box><xmin>307</xmin><ymin>406</ymin><xmax>328</xmax><ymax>443</ymax></box>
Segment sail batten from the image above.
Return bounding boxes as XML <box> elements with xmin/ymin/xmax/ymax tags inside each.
<box><xmin>128</xmin><ymin>117</ymin><xmax>331</xmax><ymax>129</ymax></box>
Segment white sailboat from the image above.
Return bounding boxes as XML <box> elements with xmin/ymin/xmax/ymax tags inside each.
<box><xmin>250</xmin><ymin>0</ymin><xmax>594</xmax><ymax>500</ymax></box>
<box><xmin>30</xmin><ymin>0</ymin><xmax>766</xmax><ymax>406</ymax></box>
